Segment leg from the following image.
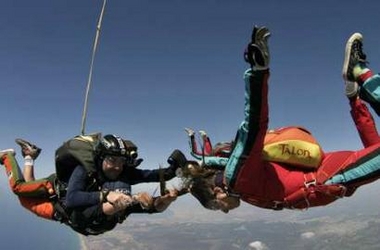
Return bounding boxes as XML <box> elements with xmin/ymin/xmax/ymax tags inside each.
<box><xmin>0</xmin><ymin>150</ymin><xmax>55</xmax><ymax>220</ymax></box>
<box><xmin>18</xmin><ymin>197</ymin><xmax>55</xmax><ymax>220</ymax></box>
<box><xmin>322</xmin><ymin>90</ymin><xmax>380</xmax><ymax>187</ymax></box>
<box><xmin>359</xmin><ymin>75</ymin><xmax>380</xmax><ymax>115</ymax></box>
<box><xmin>325</xmin><ymin>143</ymin><xmax>380</xmax><ymax>193</ymax></box>
<box><xmin>23</xmin><ymin>161</ymin><xmax>35</xmax><ymax>182</ymax></box>
<box><xmin>1</xmin><ymin>150</ymin><xmax>53</xmax><ymax>197</ymax></box>
<box><xmin>16</xmin><ymin>138</ymin><xmax>42</xmax><ymax>181</ymax></box>
<box><xmin>349</xmin><ymin>97</ymin><xmax>380</xmax><ymax>147</ymax></box>
<box><xmin>343</xmin><ymin>33</ymin><xmax>380</xmax><ymax>115</ymax></box>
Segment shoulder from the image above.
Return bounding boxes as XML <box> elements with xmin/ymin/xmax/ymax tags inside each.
<box><xmin>70</xmin><ymin>165</ymin><xmax>90</xmax><ymax>180</ymax></box>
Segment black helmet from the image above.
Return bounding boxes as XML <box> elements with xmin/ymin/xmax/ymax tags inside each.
<box><xmin>96</xmin><ymin>134</ymin><xmax>138</xmax><ymax>159</ymax></box>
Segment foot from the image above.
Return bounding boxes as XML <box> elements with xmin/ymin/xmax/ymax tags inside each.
<box><xmin>244</xmin><ymin>26</ymin><xmax>271</xmax><ymax>70</ymax></box>
<box><xmin>0</xmin><ymin>149</ymin><xmax>15</xmax><ymax>164</ymax></box>
<box><xmin>184</xmin><ymin>127</ymin><xmax>195</xmax><ymax>137</ymax></box>
<box><xmin>15</xmin><ymin>138</ymin><xmax>41</xmax><ymax>160</ymax></box>
<box><xmin>342</xmin><ymin>33</ymin><xmax>367</xmax><ymax>82</ymax></box>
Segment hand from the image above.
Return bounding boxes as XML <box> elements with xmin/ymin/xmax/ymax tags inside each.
<box><xmin>167</xmin><ymin>149</ymin><xmax>187</xmax><ymax>168</ymax></box>
<box><xmin>132</xmin><ymin>192</ymin><xmax>154</xmax><ymax>210</ymax></box>
<box><xmin>154</xmin><ymin>189</ymin><xmax>178</xmax><ymax>212</ymax></box>
<box><xmin>214</xmin><ymin>186</ymin><xmax>227</xmax><ymax>199</ymax></box>
<box><xmin>106</xmin><ymin>191</ymin><xmax>134</xmax><ymax>211</ymax></box>
<box><xmin>199</xmin><ymin>130</ymin><xmax>208</xmax><ymax>139</ymax></box>
<box><xmin>126</xmin><ymin>158</ymin><xmax>143</xmax><ymax>168</ymax></box>
<box><xmin>244</xmin><ymin>26</ymin><xmax>271</xmax><ymax>70</ymax></box>
<box><xmin>184</xmin><ymin>127</ymin><xmax>195</xmax><ymax>137</ymax></box>
<box><xmin>213</xmin><ymin>187</ymin><xmax>240</xmax><ymax>213</ymax></box>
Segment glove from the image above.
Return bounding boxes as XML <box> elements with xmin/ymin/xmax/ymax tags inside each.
<box><xmin>244</xmin><ymin>44</ymin><xmax>255</xmax><ymax>67</ymax></box>
<box><xmin>243</xmin><ymin>25</ymin><xmax>270</xmax><ymax>70</ymax></box>
<box><xmin>167</xmin><ymin>149</ymin><xmax>187</xmax><ymax>169</ymax></box>
<box><xmin>132</xmin><ymin>158</ymin><xmax>143</xmax><ymax>168</ymax></box>
<box><xmin>126</xmin><ymin>158</ymin><xmax>143</xmax><ymax>168</ymax></box>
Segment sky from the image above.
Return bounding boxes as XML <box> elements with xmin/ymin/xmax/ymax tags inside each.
<box><xmin>1</xmin><ymin>0</ymin><xmax>380</xmax><ymax>249</ymax></box>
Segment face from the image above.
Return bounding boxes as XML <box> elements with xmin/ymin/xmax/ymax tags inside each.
<box><xmin>186</xmin><ymin>165</ymin><xmax>240</xmax><ymax>213</ymax></box>
<box><xmin>102</xmin><ymin>155</ymin><xmax>126</xmax><ymax>180</ymax></box>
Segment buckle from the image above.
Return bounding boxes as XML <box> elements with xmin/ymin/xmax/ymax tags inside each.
<box><xmin>304</xmin><ymin>179</ymin><xmax>316</xmax><ymax>188</ymax></box>
<box><xmin>272</xmin><ymin>201</ymin><xmax>284</xmax><ymax>210</ymax></box>
<box><xmin>304</xmin><ymin>173</ymin><xmax>316</xmax><ymax>188</ymax></box>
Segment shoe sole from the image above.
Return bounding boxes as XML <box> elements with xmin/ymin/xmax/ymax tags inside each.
<box><xmin>15</xmin><ymin>138</ymin><xmax>32</xmax><ymax>150</ymax></box>
<box><xmin>0</xmin><ymin>149</ymin><xmax>15</xmax><ymax>158</ymax></box>
<box><xmin>342</xmin><ymin>33</ymin><xmax>363</xmax><ymax>81</ymax></box>
<box><xmin>15</xmin><ymin>138</ymin><xmax>41</xmax><ymax>159</ymax></box>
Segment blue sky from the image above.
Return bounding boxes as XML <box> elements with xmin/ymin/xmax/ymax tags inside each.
<box><xmin>1</xmin><ymin>0</ymin><xmax>380</xmax><ymax>248</ymax></box>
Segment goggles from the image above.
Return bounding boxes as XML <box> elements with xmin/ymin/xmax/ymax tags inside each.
<box><xmin>104</xmin><ymin>155</ymin><xmax>127</xmax><ymax>165</ymax></box>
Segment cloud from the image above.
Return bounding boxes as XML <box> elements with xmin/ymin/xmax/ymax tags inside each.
<box><xmin>300</xmin><ymin>231</ymin><xmax>316</xmax><ymax>240</ymax></box>
<box><xmin>249</xmin><ymin>241</ymin><xmax>269</xmax><ymax>250</ymax></box>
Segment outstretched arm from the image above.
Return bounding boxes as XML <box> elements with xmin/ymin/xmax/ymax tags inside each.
<box><xmin>225</xmin><ymin>26</ymin><xmax>271</xmax><ymax>188</ymax></box>
<box><xmin>185</xmin><ymin>128</ymin><xmax>214</xmax><ymax>159</ymax></box>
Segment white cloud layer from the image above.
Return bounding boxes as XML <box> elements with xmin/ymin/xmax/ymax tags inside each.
<box><xmin>249</xmin><ymin>241</ymin><xmax>269</xmax><ymax>250</ymax></box>
<box><xmin>301</xmin><ymin>231</ymin><xmax>316</xmax><ymax>239</ymax></box>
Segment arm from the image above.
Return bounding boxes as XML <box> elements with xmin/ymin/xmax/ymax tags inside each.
<box><xmin>224</xmin><ymin>69</ymin><xmax>270</xmax><ymax>187</ymax></box>
<box><xmin>199</xmin><ymin>130</ymin><xmax>213</xmax><ymax>155</ymax></box>
<box><xmin>122</xmin><ymin>149</ymin><xmax>187</xmax><ymax>184</ymax></box>
<box><xmin>66</xmin><ymin>166</ymin><xmax>134</xmax><ymax>211</ymax></box>
<box><xmin>198</xmin><ymin>155</ymin><xmax>229</xmax><ymax>170</ymax></box>
<box><xmin>87</xmin><ymin>190</ymin><xmax>176</xmax><ymax>218</ymax></box>
<box><xmin>123</xmin><ymin>166</ymin><xmax>177</xmax><ymax>184</ymax></box>
<box><xmin>123</xmin><ymin>189</ymin><xmax>178</xmax><ymax>215</ymax></box>
<box><xmin>65</xmin><ymin>166</ymin><xmax>101</xmax><ymax>208</ymax></box>
<box><xmin>185</xmin><ymin>128</ymin><xmax>202</xmax><ymax>157</ymax></box>
<box><xmin>187</xmin><ymin>130</ymin><xmax>213</xmax><ymax>158</ymax></box>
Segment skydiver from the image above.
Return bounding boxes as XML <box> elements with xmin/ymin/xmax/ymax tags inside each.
<box><xmin>179</xmin><ymin>26</ymin><xmax>380</xmax><ymax>213</ymax></box>
<box><xmin>0</xmin><ymin>134</ymin><xmax>186</xmax><ymax>235</ymax></box>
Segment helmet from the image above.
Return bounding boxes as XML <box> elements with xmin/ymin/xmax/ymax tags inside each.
<box><xmin>96</xmin><ymin>134</ymin><xmax>138</xmax><ymax>159</ymax></box>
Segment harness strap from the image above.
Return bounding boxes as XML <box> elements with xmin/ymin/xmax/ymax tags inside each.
<box><xmin>52</xmin><ymin>200</ymin><xmax>71</xmax><ymax>223</ymax></box>
<box><xmin>241</xmin><ymin>195</ymin><xmax>285</xmax><ymax>210</ymax></box>
<box><xmin>241</xmin><ymin>171</ymin><xmax>347</xmax><ymax>210</ymax></box>
<box><xmin>284</xmin><ymin>173</ymin><xmax>346</xmax><ymax>210</ymax></box>
<box><xmin>47</xmin><ymin>176</ymin><xmax>71</xmax><ymax>223</ymax></box>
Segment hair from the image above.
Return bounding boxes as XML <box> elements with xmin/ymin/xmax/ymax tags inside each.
<box><xmin>188</xmin><ymin>175</ymin><xmax>215</xmax><ymax>208</ymax></box>
<box><xmin>179</xmin><ymin>161</ymin><xmax>222</xmax><ymax>210</ymax></box>
<box><xmin>180</xmin><ymin>161</ymin><xmax>240</xmax><ymax>212</ymax></box>
<box><xmin>180</xmin><ymin>160</ymin><xmax>216</xmax><ymax>178</ymax></box>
